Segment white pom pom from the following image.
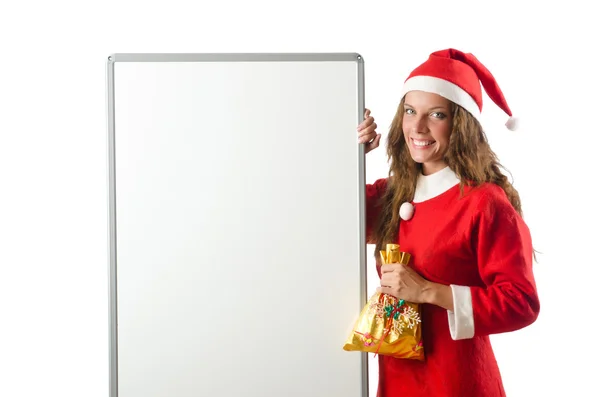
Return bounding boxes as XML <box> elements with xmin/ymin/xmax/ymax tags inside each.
<box><xmin>399</xmin><ymin>202</ymin><xmax>414</xmax><ymax>221</ymax></box>
<box><xmin>505</xmin><ymin>116</ymin><xmax>519</xmax><ymax>131</ymax></box>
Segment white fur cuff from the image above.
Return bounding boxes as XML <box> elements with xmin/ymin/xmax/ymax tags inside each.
<box><xmin>447</xmin><ymin>285</ymin><xmax>475</xmax><ymax>340</ymax></box>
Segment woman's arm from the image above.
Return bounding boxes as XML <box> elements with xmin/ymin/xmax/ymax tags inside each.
<box><xmin>444</xmin><ymin>189</ymin><xmax>540</xmax><ymax>340</ymax></box>
<box><xmin>422</xmin><ymin>282</ymin><xmax>454</xmax><ymax>312</ymax></box>
<box><xmin>365</xmin><ymin>178</ymin><xmax>388</xmax><ymax>244</ymax></box>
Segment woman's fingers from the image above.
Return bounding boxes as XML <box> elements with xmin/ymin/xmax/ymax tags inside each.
<box><xmin>366</xmin><ymin>133</ymin><xmax>381</xmax><ymax>152</ymax></box>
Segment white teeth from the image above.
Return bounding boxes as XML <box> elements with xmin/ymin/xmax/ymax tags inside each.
<box><xmin>413</xmin><ymin>140</ymin><xmax>434</xmax><ymax>147</ymax></box>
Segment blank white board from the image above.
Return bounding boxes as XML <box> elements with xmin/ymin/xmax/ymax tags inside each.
<box><xmin>106</xmin><ymin>53</ymin><xmax>367</xmax><ymax>397</ymax></box>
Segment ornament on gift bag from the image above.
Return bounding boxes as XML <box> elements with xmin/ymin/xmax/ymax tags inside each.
<box><xmin>343</xmin><ymin>243</ymin><xmax>424</xmax><ymax>360</ymax></box>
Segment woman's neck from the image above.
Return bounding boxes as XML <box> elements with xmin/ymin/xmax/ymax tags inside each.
<box><xmin>421</xmin><ymin>161</ymin><xmax>448</xmax><ymax>176</ymax></box>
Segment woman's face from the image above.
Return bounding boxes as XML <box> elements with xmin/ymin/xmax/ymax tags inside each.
<box><xmin>401</xmin><ymin>91</ymin><xmax>453</xmax><ymax>175</ymax></box>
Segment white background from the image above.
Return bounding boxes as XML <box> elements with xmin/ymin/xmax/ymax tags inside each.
<box><xmin>1</xmin><ymin>0</ymin><xmax>598</xmax><ymax>396</ymax></box>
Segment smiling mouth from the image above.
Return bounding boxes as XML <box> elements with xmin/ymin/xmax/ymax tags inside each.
<box><xmin>412</xmin><ymin>138</ymin><xmax>435</xmax><ymax>148</ymax></box>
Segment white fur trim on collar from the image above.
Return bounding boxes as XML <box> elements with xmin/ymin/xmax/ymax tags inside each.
<box><xmin>413</xmin><ymin>166</ymin><xmax>460</xmax><ymax>203</ymax></box>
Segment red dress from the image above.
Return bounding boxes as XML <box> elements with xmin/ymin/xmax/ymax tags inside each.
<box><xmin>366</xmin><ymin>168</ymin><xmax>540</xmax><ymax>397</ymax></box>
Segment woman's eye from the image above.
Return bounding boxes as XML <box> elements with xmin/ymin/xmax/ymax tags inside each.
<box><xmin>431</xmin><ymin>112</ymin><xmax>446</xmax><ymax>119</ymax></box>
<box><xmin>405</xmin><ymin>108</ymin><xmax>415</xmax><ymax>115</ymax></box>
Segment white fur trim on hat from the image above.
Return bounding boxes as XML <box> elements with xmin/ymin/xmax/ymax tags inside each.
<box><xmin>400</xmin><ymin>76</ymin><xmax>481</xmax><ymax>120</ymax></box>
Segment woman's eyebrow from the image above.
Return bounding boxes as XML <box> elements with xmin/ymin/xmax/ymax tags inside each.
<box><xmin>404</xmin><ymin>103</ymin><xmax>448</xmax><ymax>111</ymax></box>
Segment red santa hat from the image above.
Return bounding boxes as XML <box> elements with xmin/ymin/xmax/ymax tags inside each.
<box><xmin>400</xmin><ymin>48</ymin><xmax>518</xmax><ymax>131</ymax></box>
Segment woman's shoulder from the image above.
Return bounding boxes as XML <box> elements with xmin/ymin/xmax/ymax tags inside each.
<box><xmin>464</xmin><ymin>182</ymin><xmax>507</xmax><ymax>200</ymax></box>
<box><xmin>368</xmin><ymin>177</ymin><xmax>389</xmax><ymax>187</ymax></box>
<box><xmin>365</xmin><ymin>177</ymin><xmax>389</xmax><ymax>209</ymax></box>
<box><xmin>366</xmin><ymin>177</ymin><xmax>389</xmax><ymax>195</ymax></box>
<box><xmin>462</xmin><ymin>182</ymin><xmax>517</xmax><ymax>216</ymax></box>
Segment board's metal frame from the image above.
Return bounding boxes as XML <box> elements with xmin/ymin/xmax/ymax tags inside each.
<box><xmin>106</xmin><ymin>52</ymin><xmax>367</xmax><ymax>397</ymax></box>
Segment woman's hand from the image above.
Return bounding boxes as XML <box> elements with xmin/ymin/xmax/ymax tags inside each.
<box><xmin>380</xmin><ymin>264</ymin><xmax>431</xmax><ymax>303</ymax></box>
<box><xmin>380</xmin><ymin>264</ymin><xmax>454</xmax><ymax>311</ymax></box>
<box><xmin>357</xmin><ymin>108</ymin><xmax>381</xmax><ymax>154</ymax></box>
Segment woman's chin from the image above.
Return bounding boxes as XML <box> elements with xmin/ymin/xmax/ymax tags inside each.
<box><xmin>409</xmin><ymin>153</ymin><xmax>428</xmax><ymax>164</ymax></box>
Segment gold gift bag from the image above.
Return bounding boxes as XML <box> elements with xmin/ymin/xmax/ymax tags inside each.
<box><xmin>343</xmin><ymin>243</ymin><xmax>424</xmax><ymax>360</ymax></box>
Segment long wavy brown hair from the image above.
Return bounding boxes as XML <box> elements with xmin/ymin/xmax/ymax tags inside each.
<box><xmin>372</xmin><ymin>97</ymin><xmax>525</xmax><ymax>257</ymax></box>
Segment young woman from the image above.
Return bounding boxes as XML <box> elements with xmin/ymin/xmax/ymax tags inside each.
<box><xmin>357</xmin><ymin>48</ymin><xmax>540</xmax><ymax>397</ymax></box>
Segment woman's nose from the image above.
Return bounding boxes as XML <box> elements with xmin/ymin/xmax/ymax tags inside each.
<box><xmin>410</xmin><ymin>115</ymin><xmax>428</xmax><ymax>134</ymax></box>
